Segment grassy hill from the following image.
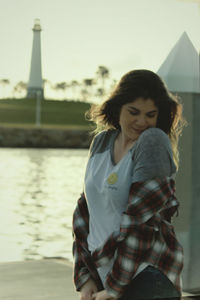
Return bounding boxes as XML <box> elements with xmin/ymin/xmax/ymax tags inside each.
<box><xmin>0</xmin><ymin>98</ymin><xmax>93</xmax><ymax>129</ymax></box>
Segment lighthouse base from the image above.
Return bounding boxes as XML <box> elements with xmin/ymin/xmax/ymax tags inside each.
<box><xmin>27</xmin><ymin>87</ymin><xmax>44</xmax><ymax>100</ymax></box>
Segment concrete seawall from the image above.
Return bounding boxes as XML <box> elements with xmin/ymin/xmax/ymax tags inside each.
<box><xmin>0</xmin><ymin>259</ymin><xmax>196</xmax><ymax>300</ymax></box>
<box><xmin>0</xmin><ymin>259</ymin><xmax>80</xmax><ymax>300</ymax></box>
<box><xmin>0</xmin><ymin>126</ymin><xmax>93</xmax><ymax>148</ymax></box>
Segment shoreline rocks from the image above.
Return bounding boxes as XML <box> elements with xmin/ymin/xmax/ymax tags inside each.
<box><xmin>0</xmin><ymin>126</ymin><xmax>92</xmax><ymax>148</ymax></box>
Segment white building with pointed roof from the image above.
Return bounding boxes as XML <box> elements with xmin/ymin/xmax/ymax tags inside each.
<box><xmin>157</xmin><ymin>31</ymin><xmax>200</xmax><ymax>93</ymax></box>
<box><xmin>157</xmin><ymin>32</ymin><xmax>200</xmax><ymax>294</ymax></box>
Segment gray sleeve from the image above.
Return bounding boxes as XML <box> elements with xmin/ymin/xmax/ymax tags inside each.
<box><xmin>132</xmin><ymin>128</ymin><xmax>176</xmax><ymax>182</ymax></box>
<box><xmin>88</xmin><ymin>131</ymin><xmax>105</xmax><ymax>158</ymax></box>
<box><xmin>89</xmin><ymin>130</ymin><xmax>113</xmax><ymax>158</ymax></box>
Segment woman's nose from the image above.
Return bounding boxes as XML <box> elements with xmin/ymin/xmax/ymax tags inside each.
<box><xmin>136</xmin><ymin>116</ymin><xmax>147</xmax><ymax>127</ymax></box>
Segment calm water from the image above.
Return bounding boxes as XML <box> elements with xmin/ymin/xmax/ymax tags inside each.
<box><xmin>0</xmin><ymin>147</ymin><xmax>88</xmax><ymax>263</ymax></box>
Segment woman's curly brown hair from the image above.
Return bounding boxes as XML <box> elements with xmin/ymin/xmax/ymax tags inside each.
<box><xmin>87</xmin><ymin>69</ymin><xmax>186</xmax><ymax>168</ymax></box>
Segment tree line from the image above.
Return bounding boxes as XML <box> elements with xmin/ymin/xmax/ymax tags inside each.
<box><xmin>0</xmin><ymin>66</ymin><xmax>117</xmax><ymax>102</ymax></box>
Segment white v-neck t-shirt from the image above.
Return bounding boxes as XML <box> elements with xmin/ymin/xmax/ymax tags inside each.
<box><xmin>84</xmin><ymin>128</ymin><xmax>176</xmax><ymax>286</ymax></box>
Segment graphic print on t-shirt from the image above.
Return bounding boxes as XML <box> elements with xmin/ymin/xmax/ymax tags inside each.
<box><xmin>107</xmin><ymin>172</ymin><xmax>118</xmax><ymax>184</ymax></box>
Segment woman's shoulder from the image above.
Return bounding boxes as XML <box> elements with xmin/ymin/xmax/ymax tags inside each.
<box><xmin>138</xmin><ymin>127</ymin><xmax>170</xmax><ymax>142</ymax></box>
<box><xmin>89</xmin><ymin>129</ymin><xmax>117</xmax><ymax>157</ymax></box>
<box><xmin>136</xmin><ymin>127</ymin><xmax>172</xmax><ymax>152</ymax></box>
<box><xmin>133</xmin><ymin>127</ymin><xmax>174</xmax><ymax>169</ymax></box>
<box><xmin>132</xmin><ymin>128</ymin><xmax>176</xmax><ymax>181</ymax></box>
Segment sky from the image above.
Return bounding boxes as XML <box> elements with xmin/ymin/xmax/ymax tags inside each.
<box><xmin>0</xmin><ymin>0</ymin><xmax>200</xmax><ymax>99</ymax></box>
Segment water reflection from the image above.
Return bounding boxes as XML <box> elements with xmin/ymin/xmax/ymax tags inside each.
<box><xmin>0</xmin><ymin>148</ymin><xmax>88</xmax><ymax>263</ymax></box>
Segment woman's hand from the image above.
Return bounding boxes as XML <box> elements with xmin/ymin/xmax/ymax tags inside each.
<box><xmin>80</xmin><ymin>278</ymin><xmax>98</xmax><ymax>300</ymax></box>
<box><xmin>92</xmin><ymin>290</ymin><xmax>116</xmax><ymax>300</ymax></box>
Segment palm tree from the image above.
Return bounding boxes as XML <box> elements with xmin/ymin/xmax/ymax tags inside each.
<box><xmin>43</xmin><ymin>79</ymin><xmax>51</xmax><ymax>98</ymax></box>
<box><xmin>109</xmin><ymin>79</ymin><xmax>117</xmax><ymax>94</ymax></box>
<box><xmin>13</xmin><ymin>81</ymin><xmax>27</xmax><ymax>98</ymax></box>
<box><xmin>0</xmin><ymin>79</ymin><xmax>10</xmax><ymax>98</ymax></box>
<box><xmin>95</xmin><ymin>88</ymin><xmax>104</xmax><ymax>100</ymax></box>
<box><xmin>80</xmin><ymin>88</ymin><xmax>89</xmax><ymax>102</ymax></box>
<box><xmin>53</xmin><ymin>82</ymin><xmax>68</xmax><ymax>100</ymax></box>
<box><xmin>82</xmin><ymin>78</ymin><xmax>95</xmax><ymax>102</ymax></box>
<box><xmin>96</xmin><ymin>66</ymin><xmax>109</xmax><ymax>95</ymax></box>
<box><xmin>70</xmin><ymin>80</ymin><xmax>80</xmax><ymax>101</ymax></box>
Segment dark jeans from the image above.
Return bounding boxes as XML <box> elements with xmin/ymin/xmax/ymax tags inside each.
<box><xmin>118</xmin><ymin>266</ymin><xmax>181</xmax><ymax>300</ymax></box>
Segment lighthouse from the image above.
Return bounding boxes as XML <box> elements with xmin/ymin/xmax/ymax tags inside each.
<box><xmin>27</xmin><ymin>19</ymin><xmax>44</xmax><ymax>99</ymax></box>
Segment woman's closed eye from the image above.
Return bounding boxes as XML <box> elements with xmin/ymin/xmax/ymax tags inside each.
<box><xmin>147</xmin><ymin>113</ymin><xmax>157</xmax><ymax>118</ymax></box>
<box><xmin>128</xmin><ymin>110</ymin><xmax>157</xmax><ymax>118</ymax></box>
<box><xmin>128</xmin><ymin>110</ymin><xmax>138</xmax><ymax>116</ymax></box>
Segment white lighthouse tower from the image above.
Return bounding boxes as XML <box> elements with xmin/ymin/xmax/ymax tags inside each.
<box><xmin>27</xmin><ymin>19</ymin><xmax>44</xmax><ymax>99</ymax></box>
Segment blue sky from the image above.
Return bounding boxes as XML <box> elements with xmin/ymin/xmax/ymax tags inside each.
<box><xmin>0</xmin><ymin>0</ymin><xmax>199</xmax><ymax>98</ymax></box>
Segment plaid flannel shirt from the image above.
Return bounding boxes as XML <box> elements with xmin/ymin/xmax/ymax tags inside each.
<box><xmin>72</xmin><ymin>177</ymin><xmax>184</xmax><ymax>299</ymax></box>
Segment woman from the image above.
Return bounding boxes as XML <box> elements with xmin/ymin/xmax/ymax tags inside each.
<box><xmin>72</xmin><ymin>69</ymin><xmax>185</xmax><ymax>300</ymax></box>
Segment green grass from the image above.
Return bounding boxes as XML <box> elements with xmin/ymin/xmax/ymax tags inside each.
<box><xmin>0</xmin><ymin>98</ymin><xmax>94</xmax><ymax>129</ymax></box>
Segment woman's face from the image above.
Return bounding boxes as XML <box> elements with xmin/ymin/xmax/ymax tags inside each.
<box><xmin>119</xmin><ymin>97</ymin><xmax>159</xmax><ymax>141</ymax></box>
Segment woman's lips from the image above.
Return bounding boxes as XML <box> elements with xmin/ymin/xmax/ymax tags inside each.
<box><xmin>132</xmin><ymin>127</ymin><xmax>145</xmax><ymax>133</ymax></box>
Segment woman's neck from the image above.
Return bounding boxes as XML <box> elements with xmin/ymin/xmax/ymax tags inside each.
<box><xmin>117</xmin><ymin>131</ymin><xmax>137</xmax><ymax>152</ymax></box>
